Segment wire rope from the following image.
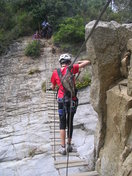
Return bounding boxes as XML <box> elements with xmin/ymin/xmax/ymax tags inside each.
<box><xmin>50</xmin><ymin>1</ymin><xmax>112</xmax><ymax>175</ymax></box>
<box><xmin>64</xmin><ymin>1</ymin><xmax>113</xmax><ymax>175</ymax></box>
<box><xmin>53</xmin><ymin>90</ymin><xmax>56</xmax><ymax>161</ymax></box>
<box><xmin>66</xmin><ymin>92</ymin><xmax>73</xmax><ymax>176</ymax></box>
<box><xmin>69</xmin><ymin>0</ymin><xmax>112</xmax><ymax>69</ymax></box>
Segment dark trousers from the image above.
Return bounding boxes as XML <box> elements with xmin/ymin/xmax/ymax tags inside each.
<box><xmin>58</xmin><ymin>98</ymin><xmax>77</xmax><ymax>138</ymax></box>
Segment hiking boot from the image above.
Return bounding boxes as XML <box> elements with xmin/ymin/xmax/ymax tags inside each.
<box><xmin>58</xmin><ymin>146</ymin><xmax>66</xmax><ymax>155</ymax></box>
<box><xmin>67</xmin><ymin>144</ymin><xmax>73</xmax><ymax>153</ymax></box>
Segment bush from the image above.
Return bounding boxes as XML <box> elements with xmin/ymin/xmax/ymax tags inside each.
<box><xmin>41</xmin><ymin>81</ymin><xmax>46</xmax><ymax>92</ymax></box>
<box><xmin>16</xmin><ymin>12</ymin><xmax>34</xmax><ymax>37</ymax></box>
<box><xmin>25</xmin><ymin>40</ymin><xmax>41</xmax><ymax>58</ymax></box>
<box><xmin>76</xmin><ymin>72</ymin><xmax>91</xmax><ymax>90</ymax></box>
<box><xmin>60</xmin><ymin>42</ymin><xmax>85</xmax><ymax>55</ymax></box>
<box><xmin>53</xmin><ymin>16</ymin><xmax>85</xmax><ymax>44</ymax></box>
<box><xmin>28</xmin><ymin>68</ymin><xmax>41</xmax><ymax>75</ymax></box>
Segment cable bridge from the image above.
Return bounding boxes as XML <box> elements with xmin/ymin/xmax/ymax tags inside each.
<box><xmin>45</xmin><ymin>1</ymin><xmax>112</xmax><ymax>174</ymax></box>
<box><xmin>46</xmin><ymin>81</ymin><xmax>99</xmax><ymax>176</ymax></box>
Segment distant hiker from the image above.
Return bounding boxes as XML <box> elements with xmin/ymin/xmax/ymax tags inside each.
<box><xmin>33</xmin><ymin>30</ymin><xmax>41</xmax><ymax>40</ymax></box>
<box><xmin>41</xmin><ymin>21</ymin><xmax>47</xmax><ymax>38</ymax></box>
<box><xmin>51</xmin><ymin>53</ymin><xmax>90</xmax><ymax>155</ymax></box>
<box><xmin>41</xmin><ymin>21</ymin><xmax>52</xmax><ymax>39</ymax></box>
<box><xmin>42</xmin><ymin>20</ymin><xmax>47</xmax><ymax>28</ymax></box>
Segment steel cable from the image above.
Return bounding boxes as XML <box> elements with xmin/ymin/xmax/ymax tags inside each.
<box><xmin>53</xmin><ymin>90</ymin><xmax>56</xmax><ymax>161</ymax></box>
<box><xmin>69</xmin><ymin>0</ymin><xmax>112</xmax><ymax>69</ymax></box>
<box><xmin>65</xmin><ymin>1</ymin><xmax>112</xmax><ymax>175</ymax></box>
<box><xmin>51</xmin><ymin>0</ymin><xmax>112</xmax><ymax>175</ymax></box>
<box><xmin>66</xmin><ymin>92</ymin><xmax>73</xmax><ymax>176</ymax></box>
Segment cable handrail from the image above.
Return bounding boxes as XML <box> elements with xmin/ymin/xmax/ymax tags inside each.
<box><xmin>51</xmin><ymin>1</ymin><xmax>112</xmax><ymax>175</ymax></box>
<box><xmin>65</xmin><ymin>1</ymin><xmax>112</xmax><ymax>175</ymax></box>
<box><xmin>69</xmin><ymin>0</ymin><xmax>112</xmax><ymax>69</ymax></box>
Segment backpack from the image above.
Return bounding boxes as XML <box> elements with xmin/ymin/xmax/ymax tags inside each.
<box><xmin>57</xmin><ymin>67</ymin><xmax>76</xmax><ymax>98</ymax></box>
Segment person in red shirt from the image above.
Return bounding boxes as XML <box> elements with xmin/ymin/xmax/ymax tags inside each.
<box><xmin>51</xmin><ymin>53</ymin><xmax>90</xmax><ymax>155</ymax></box>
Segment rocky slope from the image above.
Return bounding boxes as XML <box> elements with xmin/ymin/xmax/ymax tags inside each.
<box><xmin>0</xmin><ymin>37</ymin><xmax>97</xmax><ymax>176</ymax></box>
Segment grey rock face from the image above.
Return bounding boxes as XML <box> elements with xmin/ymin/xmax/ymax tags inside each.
<box><xmin>74</xmin><ymin>87</ymin><xmax>98</xmax><ymax>170</ymax></box>
<box><xmin>0</xmin><ymin>38</ymin><xmax>60</xmax><ymax>175</ymax></box>
<box><xmin>0</xmin><ymin>37</ymin><xmax>97</xmax><ymax>175</ymax></box>
<box><xmin>0</xmin><ymin>38</ymin><xmax>59</xmax><ymax>176</ymax></box>
<box><xmin>86</xmin><ymin>20</ymin><xmax>132</xmax><ymax>176</ymax></box>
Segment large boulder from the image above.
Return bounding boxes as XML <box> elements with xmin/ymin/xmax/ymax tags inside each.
<box><xmin>100</xmin><ymin>83</ymin><xmax>132</xmax><ymax>176</ymax></box>
<box><xmin>85</xmin><ymin>21</ymin><xmax>132</xmax><ymax>176</ymax></box>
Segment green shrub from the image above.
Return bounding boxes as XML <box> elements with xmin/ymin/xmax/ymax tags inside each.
<box><xmin>60</xmin><ymin>43</ymin><xmax>71</xmax><ymax>52</ymax></box>
<box><xmin>25</xmin><ymin>40</ymin><xmax>41</xmax><ymax>58</ymax></box>
<box><xmin>28</xmin><ymin>68</ymin><xmax>41</xmax><ymax>75</ymax></box>
<box><xmin>42</xmin><ymin>81</ymin><xmax>46</xmax><ymax>92</ymax></box>
<box><xmin>29</xmin><ymin>148</ymin><xmax>36</xmax><ymax>157</ymax></box>
<box><xmin>15</xmin><ymin>12</ymin><xmax>34</xmax><ymax>37</ymax></box>
<box><xmin>53</xmin><ymin>16</ymin><xmax>85</xmax><ymax>44</ymax></box>
<box><xmin>76</xmin><ymin>73</ymin><xmax>91</xmax><ymax>90</ymax></box>
<box><xmin>60</xmin><ymin>42</ymin><xmax>85</xmax><ymax>55</ymax></box>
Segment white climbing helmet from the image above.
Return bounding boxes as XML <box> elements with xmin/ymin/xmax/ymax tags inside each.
<box><xmin>59</xmin><ymin>53</ymin><xmax>71</xmax><ymax>64</ymax></box>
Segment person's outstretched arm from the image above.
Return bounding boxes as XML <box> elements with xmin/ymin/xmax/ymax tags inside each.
<box><xmin>51</xmin><ymin>71</ymin><xmax>56</xmax><ymax>90</ymax></box>
<box><xmin>51</xmin><ymin>84</ymin><xmax>55</xmax><ymax>90</ymax></box>
<box><xmin>78</xmin><ymin>60</ymin><xmax>91</xmax><ymax>68</ymax></box>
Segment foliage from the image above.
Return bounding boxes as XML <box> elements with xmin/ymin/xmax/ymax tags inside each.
<box><xmin>25</xmin><ymin>40</ymin><xmax>41</xmax><ymax>58</ymax></box>
<box><xmin>0</xmin><ymin>0</ymin><xmax>131</xmax><ymax>54</ymax></box>
<box><xmin>59</xmin><ymin>42</ymin><xmax>84</xmax><ymax>55</ymax></box>
<box><xmin>53</xmin><ymin>16</ymin><xmax>85</xmax><ymax>44</ymax></box>
<box><xmin>111</xmin><ymin>0</ymin><xmax>132</xmax><ymax>23</ymax></box>
<box><xmin>76</xmin><ymin>73</ymin><xmax>91</xmax><ymax>90</ymax></box>
<box><xmin>14</xmin><ymin>12</ymin><xmax>34</xmax><ymax>37</ymax></box>
<box><xmin>28</xmin><ymin>68</ymin><xmax>41</xmax><ymax>75</ymax></box>
<box><xmin>28</xmin><ymin>148</ymin><xmax>37</xmax><ymax>157</ymax></box>
<box><xmin>42</xmin><ymin>81</ymin><xmax>46</xmax><ymax>92</ymax></box>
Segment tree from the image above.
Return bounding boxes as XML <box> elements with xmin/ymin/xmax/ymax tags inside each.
<box><xmin>0</xmin><ymin>0</ymin><xmax>131</xmax><ymax>55</ymax></box>
<box><xmin>111</xmin><ymin>0</ymin><xmax>132</xmax><ymax>22</ymax></box>
<box><xmin>53</xmin><ymin>16</ymin><xmax>85</xmax><ymax>43</ymax></box>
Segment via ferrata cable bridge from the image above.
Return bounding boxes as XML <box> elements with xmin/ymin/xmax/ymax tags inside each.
<box><xmin>45</xmin><ymin>1</ymin><xmax>112</xmax><ymax>175</ymax></box>
<box><xmin>46</xmin><ymin>80</ymin><xmax>99</xmax><ymax>176</ymax></box>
